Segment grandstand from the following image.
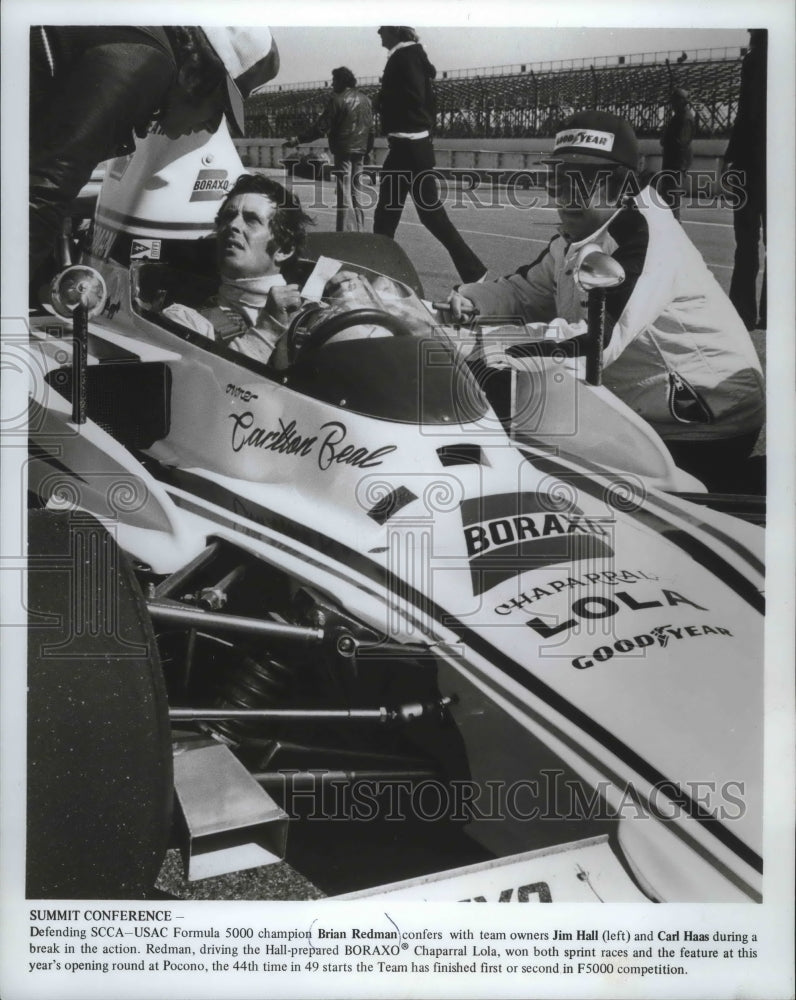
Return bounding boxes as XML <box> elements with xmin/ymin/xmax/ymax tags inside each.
<box><xmin>245</xmin><ymin>46</ymin><xmax>746</xmax><ymax>141</ymax></box>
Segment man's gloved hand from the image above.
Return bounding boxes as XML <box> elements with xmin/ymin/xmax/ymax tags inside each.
<box><xmin>263</xmin><ymin>283</ymin><xmax>302</xmax><ymax>328</ymax></box>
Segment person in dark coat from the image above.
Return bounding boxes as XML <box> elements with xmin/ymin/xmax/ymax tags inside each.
<box><xmin>723</xmin><ymin>29</ymin><xmax>767</xmax><ymax>330</ymax></box>
<box><xmin>29</xmin><ymin>26</ymin><xmax>279</xmax><ymax>292</ymax></box>
<box><xmin>285</xmin><ymin>67</ymin><xmax>374</xmax><ymax>232</ymax></box>
<box><xmin>657</xmin><ymin>87</ymin><xmax>695</xmax><ymax>220</ymax></box>
<box><xmin>372</xmin><ymin>26</ymin><xmax>486</xmax><ymax>283</ymax></box>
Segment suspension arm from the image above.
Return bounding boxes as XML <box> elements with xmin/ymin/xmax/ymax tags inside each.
<box><xmin>168</xmin><ymin>697</ymin><xmax>454</xmax><ymax>725</ymax></box>
<box><xmin>147</xmin><ymin>600</ymin><xmax>325</xmax><ymax>645</ymax></box>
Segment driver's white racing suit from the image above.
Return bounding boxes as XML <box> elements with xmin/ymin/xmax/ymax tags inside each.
<box><xmin>163</xmin><ymin>273</ymin><xmax>288</xmax><ymax>365</ymax></box>
<box><xmin>457</xmin><ymin>186</ymin><xmax>764</xmax><ymax>447</ymax></box>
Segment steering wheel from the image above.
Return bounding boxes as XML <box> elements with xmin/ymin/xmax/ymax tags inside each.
<box><xmin>286</xmin><ymin>306</ymin><xmax>415</xmax><ymax>365</ymax></box>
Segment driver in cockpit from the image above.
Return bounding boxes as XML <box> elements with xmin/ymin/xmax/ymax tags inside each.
<box><xmin>163</xmin><ymin>173</ymin><xmax>314</xmax><ymax>366</ymax></box>
<box><xmin>165</xmin><ymin>171</ymin><xmax>419</xmax><ymax>364</ymax></box>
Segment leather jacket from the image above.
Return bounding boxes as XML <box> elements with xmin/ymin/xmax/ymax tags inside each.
<box><xmin>298</xmin><ymin>87</ymin><xmax>374</xmax><ymax>156</ymax></box>
<box><xmin>30</xmin><ymin>27</ymin><xmax>177</xmax><ymax>276</ymax></box>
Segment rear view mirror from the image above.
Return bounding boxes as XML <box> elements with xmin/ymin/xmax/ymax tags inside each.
<box><xmin>572</xmin><ymin>243</ymin><xmax>625</xmax><ymax>292</ymax></box>
<box><xmin>572</xmin><ymin>245</ymin><xmax>625</xmax><ymax>388</ymax></box>
<box><xmin>50</xmin><ymin>265</ymin><xmax>107</xmax><ymax>318</ymax></box>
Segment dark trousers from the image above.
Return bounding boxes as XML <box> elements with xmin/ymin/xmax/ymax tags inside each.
<box><xmin>656</xmin><ymin>168</ymin><xmax>686</xmax><ymax>220</ymax></box>
<box><xmin>374</xmin><ymin>136</ymin><xmax>485</xmax><ymax>282</ymax></box>
<box><xmin>729</xmin><ymin>178</ymin><xmax>766</xmax><ymax>330</ymax></box>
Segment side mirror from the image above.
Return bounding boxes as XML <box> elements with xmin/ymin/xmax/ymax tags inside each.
<box><xmin>571</xmin><ymin>246</ymin><xmax>625</xmax><ymax>388</ymax></box>
<box><xmin>572</xmin><ymin>243</ymin><xmax>625</xmax><ymax>292</ymax></box>
<box><xmin>49</xmin><ymin>266</ymin><xmax>107</xmax><ymax>426</ymax></box>
<box><xmin>50</xmin><ymin>265</ymin><xmax>107</xmax><ymax>319</ymax></box>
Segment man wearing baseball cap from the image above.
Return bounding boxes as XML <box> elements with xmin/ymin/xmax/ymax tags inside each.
<box><xmin>447</xmin><ymin>109</ymin><xmax>764</xmax><ymax>490</ymax></box>
<box><xmin>30</xmin><ymin>26</ymin><xmax>279</xmax><ymax>291</ymax></box>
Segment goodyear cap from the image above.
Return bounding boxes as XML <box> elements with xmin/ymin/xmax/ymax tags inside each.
<box><xmin>202</xmin><ymin>27</ymin><xmax>280</xmax><ymax>137</ymax></box>
<box><xmin>543</xmin><ymin>110</ymin><xmax>639</xmax><ymax>170</ymax></box>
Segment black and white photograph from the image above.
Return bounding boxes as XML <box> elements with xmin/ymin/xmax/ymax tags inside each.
<box><xmin>1</xmin><ymin>2</ymin><xmax>794</xmax><ymax>999</ymax></box>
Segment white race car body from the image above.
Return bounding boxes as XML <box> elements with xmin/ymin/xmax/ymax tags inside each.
<box><xmin>25</xmin><ymin>123</ymin><xmax>764</xmax><ymax>904</ymax></box>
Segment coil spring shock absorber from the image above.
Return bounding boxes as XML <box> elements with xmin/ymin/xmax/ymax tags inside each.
<box><xmin>208</xmin><ymin>646</ymin><xmax>296</xmax><ymax>745</ymax></box>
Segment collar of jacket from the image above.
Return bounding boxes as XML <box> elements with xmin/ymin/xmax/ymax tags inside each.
<box><xmin>387</xmin><ymin>40</ymin><xmax>420</xmax><ymax>57</ymax></box>
<box><xmin>218</xmin><ymin>272</ymin><xmax>286</xmax><ymax>310</ymax></box>
<box><xmin>563</xmin><ymin>187</ymin><xmax>649</xmax><ymax>252</ymax></box>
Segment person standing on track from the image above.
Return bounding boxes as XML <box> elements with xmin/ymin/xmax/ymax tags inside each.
<box><xmin>372</xmin><ymin>26</ymin><xmax>486</xmax><ymax>283</ymax></box>
<box><xmin>284</xmin><ymin>66</ymin><xmax>374</xmax><ymax>233</ymax></box>
<box><xmin>723</xmin><ymin>29</ymin><xmax>767</xmax><ymax>331</ymax></box>
<box><xmin>446</xmin><ymin>110</ymin><xmax>764</xmax><ymax>491</ymax></box>
<box><xmin>657</xmin><ymin>87</ymin><xmax>695</xmax><ymax>220</ymax></box>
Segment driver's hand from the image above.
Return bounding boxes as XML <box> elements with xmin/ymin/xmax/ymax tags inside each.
<box><xmin>324</xmin><ymin>270</ymin><xmax>378</xmax><ymax>306</ymax></box>
<box><xmin>264</xmin><ymin>284</ymin><xmax>302</xmax><ymax>328</ymax></box>
<box><xmin>446</xmin><ymin>289</ymin><xmax>477</xmax><ymax>321</ymax></box>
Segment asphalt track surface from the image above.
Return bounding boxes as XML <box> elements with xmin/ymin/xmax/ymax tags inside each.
<box><xmin>289</xmin><ymin>174</ymin><xmax>762</xmax><ymax>302</ymax></box>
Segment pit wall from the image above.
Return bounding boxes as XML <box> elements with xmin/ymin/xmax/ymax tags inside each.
<box><xmin>235</xmin><ymin>137</ymin><xmax>732</xmax><ymax>196</ymax></box>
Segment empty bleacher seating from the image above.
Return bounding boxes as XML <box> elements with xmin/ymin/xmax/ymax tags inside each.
<box><xmin>245</xmin><ymin>49</ymin><xmax>744</xmax><ymax>140</ymax></box>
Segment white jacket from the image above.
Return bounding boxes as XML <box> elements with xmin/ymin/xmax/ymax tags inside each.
<box><xmin>459</xmin><ymin>187</ymin><xmax>764</xmax><ymax>441</ymax></box>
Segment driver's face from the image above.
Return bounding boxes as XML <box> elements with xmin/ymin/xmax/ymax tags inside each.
<box><xmin>545</xmin><ymin>164</ymin><xmax>616</xmax><ymax>242</ymax></box>
<box><xmin>215</xmin><ymin>193</ymin><xmax>280</xmax><ymax>280</ymax></box>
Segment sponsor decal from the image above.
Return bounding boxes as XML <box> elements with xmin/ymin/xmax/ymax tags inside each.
<box><xmin>525</xmin><ymin>588</ymin><xmax>707</xmax><ymax>639</ymax></box>
<box><xmin>460</xmin><ymin>492</ymin><xmax>614</xmax><ymax>596</ymax></box>
<box><xmin>225</xmin><ymin>383</ymin><xmax>259</xmax><ymax>403</ymax></box>
<box><xmin>495</xmin><ymin>569</ymin><xmax>659</xmax><ymax>615</ymax></box>
<box><xmin>90</xmin><ymin>223</ymin><xmax>116</xmax><ymax>259</ymax></box>
<box><xmin>190</xmin><ymin>169</ymin><xmax>230</xmax><ymax>202</ymax></box>
<box><xmin>99</xmin><ymin>270</ymin><xmax>125</xmax><ymax>317</ymax></box>
<box><xmin>571</xmin><ymin>624</ymin><xmax>733</xmax><ymax>669</ymax></box>
<box><xmin>460</xmin><ymin>882</ymin><xmax>552</xmax><ymax>903</ymax></box>
<box><xmin>553</xmin><ymin>128</ymin><xmax>615</xmax><ymax>152</ymax></box>
<box><xmin>650</xmin><ymin>624</ymin><xmax>673</xmax><ymax>648</ymax></box>
<box><xmin>101</xmin><ymin>299</ymin><xmax>121</xmax><ymax>320</ymax></box>
<box><xmin>228</xmin><ymin>413</ymin><xmax>397</xmax><ymax>470</ymax></box>
<box><xmin>108</xmin><ymin>155</ymin><xmax>132</xmax><ymax>181</ymax></box>
<box><xmin>130</xmin><ymin>238</ymin><xmax>161</xmax><ymax>260</ymax></box>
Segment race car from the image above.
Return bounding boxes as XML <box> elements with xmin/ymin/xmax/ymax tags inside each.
<box><xmin>23</xmin><ymin>121</ymin><xmax>764</xmax><ymax>904</ymax></box>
